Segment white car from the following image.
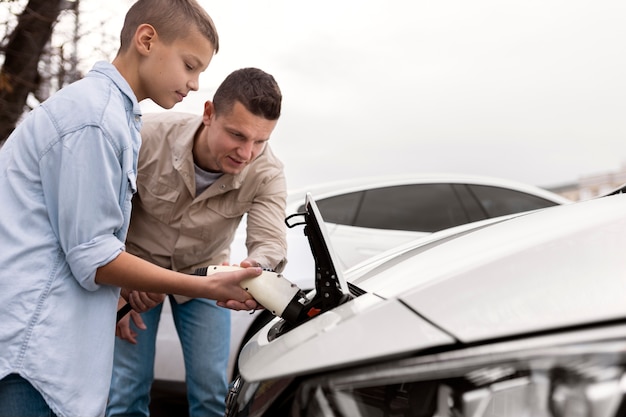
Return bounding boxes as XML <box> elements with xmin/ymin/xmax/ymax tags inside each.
<box><xmin>226</xmin><ymin>174</ymin><xmax>570</xmax><ymax>376</ymax></box>
<box><xmin>152</xmin><ymin>174</ymin><xmax>570</xmax><ymax>393</ymax></box>
<box><xmin>228</xmin><ymin>189</ymin><xmax>626</xmax><ymax>416</ymax></box>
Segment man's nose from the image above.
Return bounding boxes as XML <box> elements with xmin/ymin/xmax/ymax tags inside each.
<box><xmin>238</xmin><ymin>141</ymin><xmax>254</xmax><ymax>160</ymax></box>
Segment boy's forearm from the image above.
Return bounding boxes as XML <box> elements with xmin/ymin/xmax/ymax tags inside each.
<box><xmin>96</xmin><ymin>251</ymin><xmax>260</xmax><ymax>307</ymax></box>
<box><xmin>96</xmin><ymin>251</ymin><xmax>206</xmax><ymax>297</ymax></box>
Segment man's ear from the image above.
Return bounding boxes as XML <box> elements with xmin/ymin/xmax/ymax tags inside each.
<box><xmin>202</xmin><ymin>101</ymin><xmax>215</xmax><ymax>125</ymax></box>
<box><xmin>134</xmin><ymin>23</ymin><xmax>157</xmax><ymax>56</ymax></box>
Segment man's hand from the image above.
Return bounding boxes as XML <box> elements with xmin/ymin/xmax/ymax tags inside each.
<box><xmin>240</xmin><ymin>259</ymin><xmax>262</xmax><ymax>268</ymax></box>
<box><xmin>126</xmin><ymin>290</ymin><xmax>166</xmax><ymax>313</ymax></box>
<box><xmin>217</xmin><ymin>298</ymin><xmax>259</xmax><ymax>310</ymax></box>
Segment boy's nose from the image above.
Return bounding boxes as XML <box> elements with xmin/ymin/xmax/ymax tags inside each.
<box><xmin>188</xmin><ymin>78</ymin><xmax>199</xmax><ymax>91</ymax></box>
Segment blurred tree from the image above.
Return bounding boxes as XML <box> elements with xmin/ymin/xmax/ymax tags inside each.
<box><xmin>0</xmin><ymin>0</ymin><xmax>65</xmax><ymax>144</ymax></box>
<box><xmin>0</xmin><ymin>0</ymin><xmax>118</xmax><ymax>145</ymax></box>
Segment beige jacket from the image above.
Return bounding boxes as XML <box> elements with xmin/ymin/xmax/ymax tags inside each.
<box><xmin>126</xmin><ymin>112</ymin><xmax>288</xmax><ymax>301</ymax></box>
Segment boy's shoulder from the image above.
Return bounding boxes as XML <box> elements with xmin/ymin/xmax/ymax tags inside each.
<box><xmin>41</xmin><ymin>63</ymin><xmax>138</xmax><ymax>136</ymax></box>
<box><xmin>41</xmin><ymin>82</ymin><xmax>118</xmax><ymax>137</ymax></box>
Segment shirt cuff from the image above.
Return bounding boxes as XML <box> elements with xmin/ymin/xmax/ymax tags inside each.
<box><xmin>66</xmin><ymin>235</ymin><xmax>125</xmax><ymax>291</ymax></box>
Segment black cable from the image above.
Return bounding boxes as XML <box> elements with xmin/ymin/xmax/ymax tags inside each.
<box><xmin>116</xmin><ymin>303</ymin><xmax>132</xmax><ymax>322</ymax></box>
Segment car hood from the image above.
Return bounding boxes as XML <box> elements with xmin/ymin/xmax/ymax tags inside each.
<box><xmin>358</xmin><ymin>193</ymin><xmax>626</xmax><ymax>340</ymax></box>
<box><xmin>239</xmin><ymin>194</ymin><xmax>626</xmax><ymax>382</ymax></box>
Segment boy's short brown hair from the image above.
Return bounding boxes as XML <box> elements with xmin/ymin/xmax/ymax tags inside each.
<box><xmin>214</xmin><ymin>68</ymin><xmax>282</xmax><ymax>121</ymax></box>
<box><xmin>119</xmin><ymin>0</ymin><xmax>219</xmax><ymax>53</ymax></box>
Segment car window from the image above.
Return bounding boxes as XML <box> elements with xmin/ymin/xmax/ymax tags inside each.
<box><xmin>468</xmin><ymin>185</ymin><xmax>560</xmax><ymax>217</ymax></box>
<box><xmin>353</xmin><ymin>184</ymin><xmax>469</xmax><ymax>232</ymax></box>
<box><xmin>451</xmin><ymin>184</ymin><xmax>489</xmax><ymax>222</ymax></box>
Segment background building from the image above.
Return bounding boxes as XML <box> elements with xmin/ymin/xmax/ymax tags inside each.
<box><xmin>548</xmin><ymin>165</ymin><xmax>626</xmax><ymax>201</ymax></box>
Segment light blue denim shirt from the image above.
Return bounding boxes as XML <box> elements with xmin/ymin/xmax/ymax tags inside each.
<box><xmin>0</xmin><ymin>61</ymin><xmax>142</xmax><ymax>417</ymax></box>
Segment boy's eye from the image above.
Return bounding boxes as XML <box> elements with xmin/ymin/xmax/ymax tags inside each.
<box><xmin>185</xmin><ymin>63</ymin><xmax>194</xmax><ymax>71</ymax></box>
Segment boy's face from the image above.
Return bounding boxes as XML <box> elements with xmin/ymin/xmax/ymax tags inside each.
<box><xmin>196</xmin><ymin>101</ymin><xmax>278</xmax><ymax>175</ymax></box>
<box><xmin>142</xmin><ymin>28</ymin><xmax>215</xmax><ymax>109</ymax></box>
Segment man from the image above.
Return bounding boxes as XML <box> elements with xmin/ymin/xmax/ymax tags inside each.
<box><xmin>106</xmin><ymin>68</ymin><xmax>288</xmax><ymax>417</ymax></box>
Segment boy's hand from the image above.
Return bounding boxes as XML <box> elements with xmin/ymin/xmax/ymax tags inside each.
<box><xmin>231</xmin><ymin>259</ymin><xmax>266</xmax><ymax>311</ymax></box>
<box><xmin>208</xmin><ymin>266</ymin><xmax>262</xmax><ymax>311</ymax></box>
<box><xmin>115</xmin><ymin>310</ymin><xmax>146</xmax><ymax>344</ymax></box>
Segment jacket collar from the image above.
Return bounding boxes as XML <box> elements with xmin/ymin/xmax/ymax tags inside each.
<box><xmin>167</xmin><ymin>115</ymin><xmax>268</xmax><ymax>198</ymax></box>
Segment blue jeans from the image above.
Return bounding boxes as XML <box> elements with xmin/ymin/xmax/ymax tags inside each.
<box><xmin>0</xmin><ymin>374</ymin><xmax>58</xmax><ymax>417</ymax></box>
<box><xmin>106</xmin><ymin>296</ymin><xmax>230</xmax><ymax>417</ymax></box>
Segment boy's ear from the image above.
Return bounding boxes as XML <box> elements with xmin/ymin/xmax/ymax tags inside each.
<box><xmin>134</xmin><ymin>23</ymin><xmax>157</xmax><ymax>55</ymax></box>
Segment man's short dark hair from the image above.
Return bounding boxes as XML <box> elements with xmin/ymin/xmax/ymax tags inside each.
<box><xmin>213</xmin><ymin>68</ymin><xmax>282</xmax><ymax>120</ymax></box>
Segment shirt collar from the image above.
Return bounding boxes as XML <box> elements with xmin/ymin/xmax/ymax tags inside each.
<box><xmin>89</xmin><ymin>61</ymin><xmax>143</xmax><ymax>119</ymax></box>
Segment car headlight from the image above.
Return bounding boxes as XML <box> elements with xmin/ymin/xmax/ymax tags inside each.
<box><xmin>229</xmin><ymin>324</ymin><xmax>626</xmax><ymax>417</ymax></box>
<box><xmin>226</xmin><ymin>374</ymin><xmax>296</xmax><ymax>417</ymax></box>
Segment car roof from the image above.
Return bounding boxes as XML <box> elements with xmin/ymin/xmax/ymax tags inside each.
<box><xmin>285</xmin><ymin>173</ymin><xmax>571</xmax><ymax>209</ymax></box>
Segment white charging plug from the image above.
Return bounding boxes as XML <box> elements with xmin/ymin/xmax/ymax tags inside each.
<box><xmin>203</xmin><ymin>265</ymin><xmax>303</xmax><ymax>319</ymax></box>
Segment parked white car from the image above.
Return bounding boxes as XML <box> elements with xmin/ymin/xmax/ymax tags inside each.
<box><xmin>228</xmin><ymin>189</ymin><xmax>626</xmax><ymax>416</ymax></box>
<box><xmin>153</xmin><ymin>174</ymin><xmax>570</xmax><ymax>391</ymax></box>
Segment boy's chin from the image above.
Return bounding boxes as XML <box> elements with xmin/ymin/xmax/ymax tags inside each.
<box><xmin>150</xmin><ymin>97</ymin><xmax>178</xmax><ymax>110</ymax></box>
<box><xmin>158</xmin><ymin>102</ymin><xmax>177</xmax><ymax>110</ymax></box>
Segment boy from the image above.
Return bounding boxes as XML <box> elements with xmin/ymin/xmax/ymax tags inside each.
<box><xmin>0</xmin><ymin>1</ymin><xmax>260</xmax><ymax>416</ymax></box>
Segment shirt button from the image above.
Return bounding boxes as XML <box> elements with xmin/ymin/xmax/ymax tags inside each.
<box><xmin>220</xmin><ymin>185</ymin><xmax>226</xmax><ymax>190</ymax></box>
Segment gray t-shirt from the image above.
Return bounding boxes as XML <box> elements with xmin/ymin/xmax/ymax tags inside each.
<box><xmin>194</xmin><ymin>164</ymin><xmax>223</xmax><ymax>196</ymax></box>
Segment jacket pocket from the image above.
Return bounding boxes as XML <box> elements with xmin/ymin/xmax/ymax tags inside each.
<box><xmin>204</xmin><ymin>193</ymin><xmax>251</xmax><ymax>219</ymax></box>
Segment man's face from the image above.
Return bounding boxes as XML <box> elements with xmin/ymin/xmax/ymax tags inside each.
<box><xmin>198</xmin><ymin>101</ymin><xmax>278</xmax><ymax>174</ymax></box>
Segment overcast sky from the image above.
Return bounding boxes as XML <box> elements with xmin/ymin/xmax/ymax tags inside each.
<box><xmin>112</xmin><ymin>0</ymin><xmax>626</xmax><ymax>191</ymax></box>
